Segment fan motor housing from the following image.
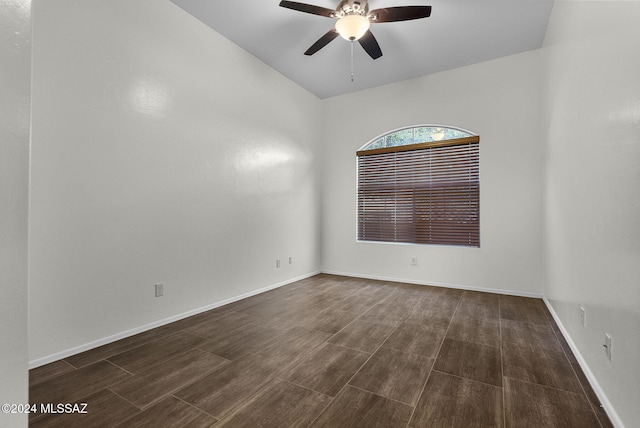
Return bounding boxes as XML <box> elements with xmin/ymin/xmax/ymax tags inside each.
<box><xmin>337</xmin><ymin>0</ymin><xmax>369</xmax><ymax>17</ymax></box>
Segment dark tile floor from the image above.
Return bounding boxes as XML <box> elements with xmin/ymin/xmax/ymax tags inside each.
<box><xmin>29</xmin><ymin>274</ymin><xmax>614</xmax><ymax>427</ymax></box>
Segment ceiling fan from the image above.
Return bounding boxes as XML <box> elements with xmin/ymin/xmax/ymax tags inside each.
<box><xmin>279</xmin><ymin>0</ymin><xmax>432</xmax><ymax>60</ymax></box>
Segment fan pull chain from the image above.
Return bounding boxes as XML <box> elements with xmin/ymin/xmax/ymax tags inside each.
<box><xmin>350</xmin><ymin>40</ymin><xmax>355</xmax><ymax>82</ymax></box>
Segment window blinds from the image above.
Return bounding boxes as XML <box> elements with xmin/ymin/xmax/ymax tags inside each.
<box><xmin>357</xmin><ymin>136</ymin><xmax>480</xmax><ymax>247</ymax></box>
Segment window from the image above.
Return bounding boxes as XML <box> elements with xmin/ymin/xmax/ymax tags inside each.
<box><xmin>357</xmin><ymin>126</ymin><xmax>480</xmax><ymax>247</ymax></box>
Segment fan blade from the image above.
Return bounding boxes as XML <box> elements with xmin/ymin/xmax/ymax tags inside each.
<box><xmin>368</xmin><ymin>6</ymin><xmax>432</xmax><ymax>23</ymax></box>
<box><xmin>358</xmin><ymin>30</ymin><xmax>382</xmax><ymax>59</ymax></box>
<box><xmin>279</xmin><ymin>1</ymin><xmax>337</xmax><ymax>18</ymax></box>
<box><xmin>304</xmin><ymin>29</ymin><xmax>339</xmax><ymax>55</ymax></box>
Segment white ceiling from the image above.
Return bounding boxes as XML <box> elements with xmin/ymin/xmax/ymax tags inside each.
<box><xmin>170</xmin><ymin>0</ymin><xmax>554</xmax><ymax>99</ymax></box>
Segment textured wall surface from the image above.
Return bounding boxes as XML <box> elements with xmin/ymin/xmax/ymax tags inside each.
<box><xmin>29</xmin><ymin>0</ymin><xmax>322</xmax><ymax>363</ymax></box>
<box><xmin>0</xmin><ymin>0</ymin><xmax>31</xmax><ymax>426</ymax></box>
<box><xmin>543</xmin><ymin>2</ymin><xmax>640</xmax><ymax>426</ymax></box>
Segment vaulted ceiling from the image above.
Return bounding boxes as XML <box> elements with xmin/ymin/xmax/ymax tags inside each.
<box><xmin>171</xmin><ymin>0</ymin><xmax>554</xmax><ymax>99</ymax></box>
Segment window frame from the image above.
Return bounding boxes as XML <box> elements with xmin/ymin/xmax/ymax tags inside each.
<box><xmin>356</xmin><ymin>126</ymin><xmax>480</xmax><ymax>247</ymax></box>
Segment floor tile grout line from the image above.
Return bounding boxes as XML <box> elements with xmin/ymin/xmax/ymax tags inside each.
<box><xmin>103</xmin><ymin>359</ymin><xmax>138</xmax><ymax>377</ymax></box>
<box><xmin>322</xmin><ymin>341</ymin><xmax>374</xmax><ymax>356</ymax></box>
<box><xmin>195</xmin><ymin>370</ymin><xmax>281</xmax><ymax>425</ymax></box>
<box><xmin>305</xmin><ymin>306</ymin><xmax>410</xmax><ymax>427</ymax></box>
<box><xmin>298</xmin><ymin>304</ymin><xmax>399</xmax><ymax>428</ymax></box>
<box><xmin>499</xmin><ymin>297</ymin><xmax>506</xmax><ymax>428</ymax></box>
<box><xmin>115</xmin><ymin>357</ymin><xmax>233</xmax><ymax>411</ymax></box>
<box><xmin>309</xmin><ymin>286</ymin><xmax>363</xmax><ymax>314</ymax></box>
<box><xmin>442</xmin><ymin>335</ymin><xmax>502</xmax><ymax>350</ymax></box>
<box><xmin>61</xmin><ymin>331</ymin><xmax>166</xmax><ymax>370</ymax></box>
<box><xmin>29</xmin><ymin>359</ymin><xmax>78</xmax><ymax>382</ymax></box>
<box><xmin>406</xmin><ymin>291</ymin><xmax>463</xmax><ymax>427</ymax></box>
<box><xmin>243</xmin><ymin>324</ymin><xmax>311</xmax><ymax>358</ymax></box>
<box><xmin>106</xmin><ymin>385</ymin><xmax>144</xmax><ymax>411</ymax></box>
<box><xmin>500</xmin><ymin>326</ymin><xmax>566</xmax><ymax>355</ymax></box>
<box><xmin>106</xmin><ymin>343</ymin><xmax>212</xmax><ymax>378</ymax></box>
<box><xmin>347</xmin><ymin>383</ymin><xmax>420</xmax><ymax>407</ymax></box>
<box><xmin>312</xmin><ymin>290</ymin><xmax>399</xmax><ymax>345</ymax></box>
<box><xmin>379</xmin><ymin>342</ymin><xmax>447</xmax><ymax>359</ymax></box>
<box><xmin>277</xmin><ymin>377</ymin><xmax>334</xmax><ymax>400</ymax></box>
<box><xmin>500</xmin><ymin>297</ymin><xmax>572</xmax><ymax>423</ymax></box>
<box><xmin>279</xmin><ymin>376</ymin><xmax>338</xmax><ymax>401</ymax></box>
<box><xmin>570</xmin><ymin>364</ymin><xmax>608</xmax><ymax>426</ymax></box>
<box><xmin>93</xmin><ymin>331</ymin><xmax>187</xmax><ymax>368</ymax></box>
<box><xmin>429</xmin><ymin>369</ymin><xmax>505</xmax><ymax>390</ymax></box>
<box><xmin>35</xmin><ymin>354</ymin><xmax>231</xmax><ymax>425</ymax></box>
<box><xmin>500</xmin><ymin>341</ymin><xmax>597</xmax><ymax>396</ymax></box>
<box><xmin>304</xmin><ymin>391</ymin><xmax>337</xmax><ymax>427</ymax></box>
<box><xmin>181</xmin><ymin>312</ymin><xmax>264</xmax><ymax>336</ymax></box>
<box><xmin>543</xmin><ymin>307</ymin><xmax>607</xmax><ymax>425</ymax></box>
<box><xmin>502</xmin><ymin>374</ymin><xmax>606</xmax><ymax>398</ymax></box>
<box><xmin>171</xmin><ymin>394</ymin><xmax>221</xmax><ymax>421</ymax></box>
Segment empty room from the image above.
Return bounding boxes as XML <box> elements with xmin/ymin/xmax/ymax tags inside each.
<box><xmin>1</xmin><ymin>0</ymin><xmax>638</xmax><ymax>427</ymax></box>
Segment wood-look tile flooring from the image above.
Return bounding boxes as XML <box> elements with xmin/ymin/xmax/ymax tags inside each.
<box><xmin>29</xmin><ymin>274</ymin><xmax>614</xmax><ymax>427</ymax></box>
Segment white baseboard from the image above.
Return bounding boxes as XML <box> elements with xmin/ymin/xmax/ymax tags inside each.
<box><xmin>29</xmin><ymin>271</ymin><xmax>320</xmax><ymax>369</ymax></box>
<box><xmin>542</xmin><ymin>297</ymin><xmax>624</xmax><ymax>428</ymax></box>
<box><xmin>321</xmin><ymin>270</ymin><xmax>543</xmax><ymax>298</ymax></box>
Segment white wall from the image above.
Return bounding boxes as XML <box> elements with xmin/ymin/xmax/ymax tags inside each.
<box><xmin>0</xmin><ymin>0</ymin><xmax>31</xmax><ymax>426</ymax></box>
<box><xmin>29</xmin><ymin>0</ymin><xmax>322</xmax><ymax>363</ymax></box>
<box><xmin>543</xmin><ymin>2</ymin><xmax>640</xmax><ymax>427</ymax></box>
<box><xmin>321</xmin><ymin>51</ymin><xmax>545</xmax><ymax>296</ymax></box>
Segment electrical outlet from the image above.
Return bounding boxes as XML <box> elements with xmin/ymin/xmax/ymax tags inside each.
<box><xmin>155</xmin><ymin>283</ymin><xmax>164</xmax><ymax>297</ymax></box>
<box><xmin>276</xmin><ymin>259</ymin><xmax>281</xmax><ymax>268</ymax></box>
<box><xmin>604</xmin><ymin>334</ymin><xmax>612</xmax><ymax>361</ymax></box>
<box><xmin>580</xmin><ymin>306</ymin><xmax>586</xmax><ymax>328</ymax></box>
<box><xmin>289</xmin><ymin>257</ymin><xmax>292</xmax><ymax>264</ymax></box>
<box><xmin>411</xmin><ymin>257</ymin><xmax>418</xmax><ymax>266</ymax></box>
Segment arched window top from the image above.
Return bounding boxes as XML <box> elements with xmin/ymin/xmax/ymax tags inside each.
<box><xmin>361</xmin><ymin>125</ymin><xmax>476</xmax><ymax>151</ymax></box>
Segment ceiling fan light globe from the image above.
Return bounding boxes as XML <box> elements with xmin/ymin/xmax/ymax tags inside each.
<box><xmin>335</xmin><ymin>14</ymin><xmax>370</xmax><ymax>41</ymax></box>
